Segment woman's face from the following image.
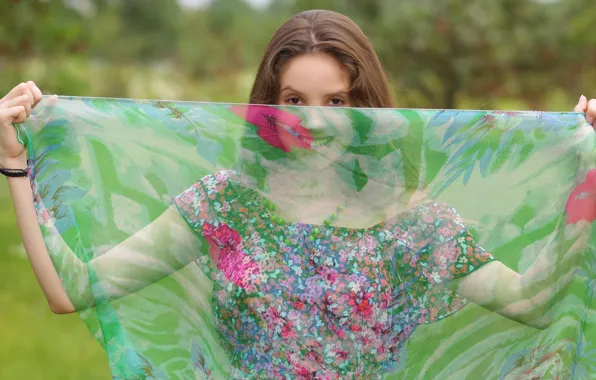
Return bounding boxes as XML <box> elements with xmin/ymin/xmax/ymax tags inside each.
<box><xmin>275</xmin><ymin>52</ymin><xmax>355</xmax><ymax>166</ymax></box>
<box><xmin>276</xmin><ymin>52</ymin><xmax>352</xmax><ymax>108</ymax></box>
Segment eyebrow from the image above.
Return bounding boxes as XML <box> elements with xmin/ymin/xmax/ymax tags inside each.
<box><xmin>330</xmin><ymin>91</ymin><xmax>350</xmax><ymax>98</ymax></box>
<box><xmin>279</xmin><ymin>86</ymin><xmax>350</xmax><ymax>97</ymax></box>
<box><xmin>279</xmin><ymin>86</ymin><xmax>305</xmax><ymax>97</ymax></box>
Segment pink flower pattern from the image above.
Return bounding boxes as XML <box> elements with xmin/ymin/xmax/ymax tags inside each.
<box><xmin>565</xmin><ymin>169</ymin><xmax>596</xmax><ymax>225</ymax></box>
<box><xmin>229</xmin><ymin>105</ymin><xmax>313</xmax><ymax>152</ymax></box>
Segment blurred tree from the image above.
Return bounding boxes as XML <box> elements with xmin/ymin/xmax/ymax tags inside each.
<box><xmin>289</xmin><ymin>0</ymin><xmax>591</xmax><ymax>109</ymax></box>
<box><xmin>177</xmin><ymin>0</ymin><xmax>284</xmax><ymax>79</ymax></box>
<box><xmin>0</xmin><ymin>0</ymin><xmax>593</xmax><ymax>107</ymax></box>
<box><xmin>0</xmin><ymin>0</ymin><xmax>89</xmax><ymax>58</ymax></box>
<box><xmin>89</xmin><ymin>0</ymin><xmax>182</xmax><ymax>61</ymax></box>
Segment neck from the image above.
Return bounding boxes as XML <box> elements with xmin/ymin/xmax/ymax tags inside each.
<box><xmin>267</xmin><ymin>166</ymin><xmax>345</xmax><ymax>198</ymax></box>
<box><xmin>262</xmin><ymin>169</ymin><xmax>391</xmax><ymax>227</ymax></box>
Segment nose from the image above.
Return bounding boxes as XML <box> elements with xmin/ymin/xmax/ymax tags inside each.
<box><xmin>301</xmin><ymin>108</ymin><xmax>327</xmax><ymax>133</ymax></box>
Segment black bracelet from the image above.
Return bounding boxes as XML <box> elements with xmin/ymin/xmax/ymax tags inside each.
<box><xmin>0</xmin><ymin>164</ymin><xmax>29</xmax><ymax>178</ymax></box>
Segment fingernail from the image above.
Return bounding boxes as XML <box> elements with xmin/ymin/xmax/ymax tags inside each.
<box><xmin>581</xmin><ymin>95</ymin><xmax>587</xmax><ymax>102</ymax></box>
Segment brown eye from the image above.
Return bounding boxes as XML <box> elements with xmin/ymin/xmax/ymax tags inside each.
<box><xmin>287</xmin><ymin>97</ymin><xmax>302</xmax><ymax>105</ymax></box>
<box><xmin>329</xmin><ymin>98</ymin><xmax>345</xmax><ymax>106</ymax></box>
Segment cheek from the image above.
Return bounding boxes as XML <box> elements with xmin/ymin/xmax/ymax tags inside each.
<box><xmin>328</xmin><ymin>112</ymin><xmax>355</xmax><ymax>145</ymax></box>
<box><xmin>337</xmin><ymin>131</ymin><xmax>355</xmax><ymax>148</ymax></box>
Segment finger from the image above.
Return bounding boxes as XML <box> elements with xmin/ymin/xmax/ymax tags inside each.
<box><xmin>0</xmin><ymin>82</ymin><xmax>28</xmax><ymax>105</ymax></box>
<box><xmin>0</xmin><ymin>105</ymin><xmax>27</xmax><ymax>124</ymax></box>
<box><xmin>46</xmin><ymin>94</ymin><xmax>58</xmax><ymax>107</ymax></box>
<box><xmin>21</xmin><ymin>87</ymin><xmax>35</xmax><ymax>116</ymax></box>
<box><xmin>587</xmin><ymin>99</ymin><xmax>596</xmax><ymax>127</ymax></box>
<box><xmin>26</xmin><ymin>81</ymin><xmax>43</xmax><ymax>105</ymax></box>
<box><xmin>1</xmin><ymin>95</ymin><xmax>31</xmax><ymax>115</ymax></box>
<box><xmin>14</xmin><ymin>105</ymin><xmax>27</xmax><ymax>123</ymax></box>
<box><xmin>574</xmin><ymin>95</ymin><xmax>588</xmax><ymax>113</ymax></box>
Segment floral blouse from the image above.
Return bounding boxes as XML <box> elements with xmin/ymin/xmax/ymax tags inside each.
<box><xmin>173</xmin><ymin>171</ymin><xmax>496</xmax><ymax>379</ymax></box>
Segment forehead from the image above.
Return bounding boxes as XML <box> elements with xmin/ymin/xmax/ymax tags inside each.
<box><xmin>279</xmin><ymin>53</ymin><xmax>351</xmax><ymax>94</ymax></box>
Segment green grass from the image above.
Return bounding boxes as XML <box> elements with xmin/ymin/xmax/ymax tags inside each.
<box><xmin>0</xmin><ymin>181</ymin><xmax>110</xmax><ymax>380</ymax></box>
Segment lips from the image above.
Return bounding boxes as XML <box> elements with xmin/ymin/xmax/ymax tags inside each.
<box><xmin>311</xmin><ymin>136</ymin><xmax>334</xmax><ymax>148</ymax></box>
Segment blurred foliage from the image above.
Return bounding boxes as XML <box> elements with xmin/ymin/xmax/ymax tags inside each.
<box><xmin>0</xmin><ymin>0</ymin><xmax>594</xmax><ymax>378</ymax></box>
<box><xmin>1</xmin><ymin>0</ymin><xmax>594</xmax><ymax>108</ymax></box>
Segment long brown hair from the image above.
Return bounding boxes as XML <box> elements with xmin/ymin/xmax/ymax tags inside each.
<box><xmin>249</xmin><ymin>10</ymin><xmax>394</xmax><ymax>108</ymax></box>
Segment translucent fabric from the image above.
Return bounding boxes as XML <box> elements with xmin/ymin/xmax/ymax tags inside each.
<box><xmin>19</xmin><ymin>97</ymin><xmax>596</xmax><ymax>379</ymax></box>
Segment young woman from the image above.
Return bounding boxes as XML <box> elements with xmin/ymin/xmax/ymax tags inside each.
<box><xmin>1</xmin><ymin>9</ymin><xmax>595</xmax><ymax>378</ymax></box>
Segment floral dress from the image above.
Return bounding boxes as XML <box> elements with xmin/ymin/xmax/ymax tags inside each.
<box><xmin>173</xmin><ymin>171</ymin><xmax>496</xmax><ymax>379</ymax></box>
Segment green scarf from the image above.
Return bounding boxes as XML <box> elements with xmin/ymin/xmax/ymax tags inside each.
<box><xmin>20</xmin><ymin>96</ymin><xmax>596</xmax><ymax>379</ymax></box>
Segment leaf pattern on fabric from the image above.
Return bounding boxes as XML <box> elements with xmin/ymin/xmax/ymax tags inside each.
<box><xmin>21</xmin><ymin>97</ymin><xmax>596</xmax><ymax>379</ymax></box>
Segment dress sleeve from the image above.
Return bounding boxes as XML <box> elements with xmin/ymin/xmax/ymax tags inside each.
<box><xmin>392</xmin><ymin>202</ymin><xmax>497</xmax><ymax>324</ymax></box>
<box><xmin>173</xmin><ymin>170</ymin><xmax>252</xmax><ymax>285</ymax></box>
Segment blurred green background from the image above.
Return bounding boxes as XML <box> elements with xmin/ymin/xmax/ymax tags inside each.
<box><xmin>0</xmin><ymin>0</ymin><xmax>595</xmax><ymax>378</ymax></box>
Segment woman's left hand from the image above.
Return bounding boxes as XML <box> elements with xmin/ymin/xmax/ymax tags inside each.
<box><xmin>574</xmin><ymin>95</ymin><xmax>596</xmax><ymax>129</ymax></box>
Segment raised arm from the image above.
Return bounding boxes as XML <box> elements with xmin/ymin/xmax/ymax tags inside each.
<box><xmin>2</xmin><ymin>82</ymin><xmax>206</xmax><ymax>314</ymax></box>
<box><xmin>453</xmin><ymin>219</ymin><xmax>589</xmax><ymax>329</ymax></box>
<box><xmin>455</xmin><ymin>98</ymin><xmax>592</xmax><ymax>327</ymax></box>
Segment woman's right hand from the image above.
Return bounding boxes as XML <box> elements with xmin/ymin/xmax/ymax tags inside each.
<box><xmin>0</xmin><ymin>81</ymin><xmax>43</xmax><ymax>168</ymax></box>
